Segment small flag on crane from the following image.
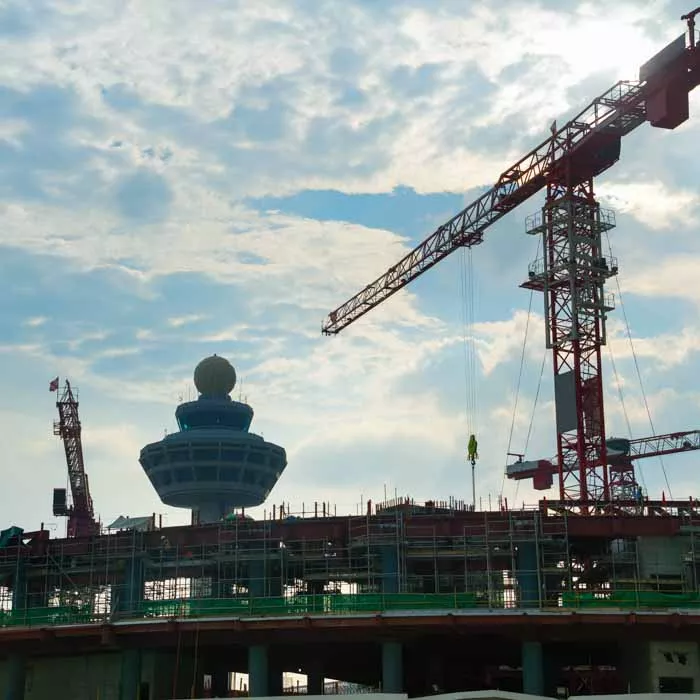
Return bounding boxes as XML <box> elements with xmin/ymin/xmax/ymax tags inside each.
<box><xmin>49</xmin><ymin>377</ymin><xmax>59</xmax><ymax>392</ymax></box>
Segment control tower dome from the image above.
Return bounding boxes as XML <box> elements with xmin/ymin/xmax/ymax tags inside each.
<box><xmin>139</xmin><ymin>355</ymin><xmax>287</xmax><ymax>523</ymax></box>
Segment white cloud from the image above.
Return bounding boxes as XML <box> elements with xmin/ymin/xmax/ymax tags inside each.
<box><xmin>96</xmin><ymin>347</ymin><xmax>140</xmax><ymax>359</ymax></box>
<box><xmin>0</xmin><ymin>190</ymin><xmax>430</xmax><ymax>328</ymax></box>
<box><xmin>599</xmin><ymin>181</ymin><xmax>700</xmax><ymax>230</ymax></box>
<box><xmin>0</xmin><ymin>0</ymin><xmax>685</xmax><ymax>198</ymax></box>
<box><xmin>472</xmin><ymin>309</ymin><xmax>544</xmax><ymax>376</ymax></box>
<box><xmin>167</xmin><ymin>314</ymin><xmax>207</xmax><ymax>328</ymax></box>
<box><xmin>22</xmin><ymin>316</ymin><xmax>48</xmax><ymax>327</ymax></box>
<box><xmin>621</xmin><ymin>255</ymin><xmax>700</xmax><ymax>307</ymax></box>
<box><xmin>607</xmin><ymin>323</ymin><xmax>700</xmax><ymax>369</ymax></box>
<box><xmin>0</xmin><ymin>119</ymin><xmax>30</xmax><ymax>148</ymax></box>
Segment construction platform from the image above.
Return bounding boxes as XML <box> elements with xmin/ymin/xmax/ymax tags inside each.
<box><xmin>1</xmin><ymin>498</ymin><xmax>700</xmax><ymax>698</ymax></box>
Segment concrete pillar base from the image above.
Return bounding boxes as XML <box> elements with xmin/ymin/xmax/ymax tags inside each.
<box><xmin>307</xmin><ymin>659</ymin><xmax>324</xmax><ymax>695</ymax></box>
<box><xmin>380</xmin><ymin>545</ymin><xmax>399</xmax><ymax>594</ymax></box>
<box><xmin>268</xmin><ymin>658</ymin><xmax>283</xmax><ymax>697</ymax></box>
<box><xmin>382</xmin><ymin>640</ymin><xmax>403</xmax><ymax>693</ymax></box>
<box><xmin>211</xmin><ymin>669</ymin><xmax>230</xmax><ymax>696</ymax></box>
<box><xmin>522</xmin><ymin>640</ymin><xmax>544</xmax><ymax>696</ymax></box>
<box><xmin>248</xmin><ymin>645</ymin><xmax>269</xmax><ymax>697</ymax></box>
<box><xmin>120</xmin><ymin>649</ymin><xmax>141</xmax><ymax>700</ymax></box>
<box><xmin>5</xmin><ymin>654</ymin><xmax>26</xmax><ymax>700</ymax></box>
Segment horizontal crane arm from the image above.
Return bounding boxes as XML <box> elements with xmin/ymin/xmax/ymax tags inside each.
<box><xmin>507</xmin><ymin>431</ymin><xmax>700</xmax><ymax>485</ymax></box>
<box><xmin>622</xmin><ymin>430</ymin><xmax>700</xmax><ymax>460</ymax></box>
<box><xmin>323</xmin><ymin>16</ymin><xmax>700</xmax><ymax>335</ymax></box>
<box><xmin>322</xmin><ymin>80</ymin><xmax>649</xmax><ymax>335</ymax></box>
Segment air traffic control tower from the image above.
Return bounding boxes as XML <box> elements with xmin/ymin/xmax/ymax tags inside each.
<box><xmin>139</xmin><ymin>355</ymin><xmax>287</xmax><ymax>522</ymax></box>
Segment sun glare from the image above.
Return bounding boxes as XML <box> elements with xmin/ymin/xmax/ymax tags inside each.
<box><xmin>559</xmin><ymin>15</ymin><xmax>664</xmax><ymax>80</ymax></box>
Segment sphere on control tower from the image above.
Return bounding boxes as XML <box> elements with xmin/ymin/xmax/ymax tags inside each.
<box><xmin>194</xmin><ymin>354</ymin><xmax>237</xmax><ymax>396</ymax></box>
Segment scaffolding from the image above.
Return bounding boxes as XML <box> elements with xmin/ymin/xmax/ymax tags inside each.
<box><xmin>1</xmin><ymin>500</ymin><xmax>700</xmax><ymax>627</ymax></box>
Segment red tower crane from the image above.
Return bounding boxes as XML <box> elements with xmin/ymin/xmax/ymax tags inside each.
<box><xmin>322</xmin><ymin>10</ymin><xmax>700</xmax><ymax>513</ymax></box>
<box><xmin>50</xmin><ymin>379</ymin><xmax>100</xmax><ymax>538</ymax></box>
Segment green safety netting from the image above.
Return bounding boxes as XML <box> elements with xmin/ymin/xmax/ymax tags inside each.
<box><xmin>560</xmin><ymin>590</ymin><xmax>700</xmax><ymax>608</ymax></box>
<box><xmin>135</xmin><ymin>592</ymin><xmax>481</xmax><ymax>619</ymax></box>
<box><xmin>3</xmin><ymin>590</ymin><xmax>700</xmax><ymax>627</ymax></box>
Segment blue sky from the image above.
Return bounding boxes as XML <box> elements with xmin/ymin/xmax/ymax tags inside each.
<box><xmin>1</xmin><ymin>0</ymin><xmax>699</xmax><ymax>532</ymax></box>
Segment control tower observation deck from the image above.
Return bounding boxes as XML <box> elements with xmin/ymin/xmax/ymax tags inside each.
<box><xmin>139</xmin><ymin>355</ymin><xmax>287</xmax><ymax>523</ymax></box>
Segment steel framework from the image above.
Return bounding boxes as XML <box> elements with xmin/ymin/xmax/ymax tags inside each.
<box><xmin>522</xmin><ymin>181</ymin><xmax>617</xmax><ymax>506</ymax></box>
<box><xmin>3</xmin><ymin>499</ymin><xmax>700</xmax><ymax>626</ymax></box>
<box><xmin>507</xmin><ymin>430</ymin><xmax>700</xmax><ymax>501</ymax></box>
<box><xmin>53</xmin><ymin>381</ymin><xmax>99</xmax><ymax>538</ymax></box>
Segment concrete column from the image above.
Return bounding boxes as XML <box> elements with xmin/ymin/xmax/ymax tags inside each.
<box><xmin>426</xmin><ymin>655</ymin><xmax>445</xmax><ymax>695</ymax></box>
<box><xmin>11</xmin><ymin>559</ymin><xmax>26</xmax><ymax>626</ymax></box>
<box><xmin>382</xmin><ymin>640</ymin><xmax>403</xmax><ymax>693</ymax></box>
<box><xmin>117</xmin><ymin>557</ymin><xmax>144</xmax><ymax>617</ymax></box>
<box><xmin>211</xmin><ymin>669</ymin><xmax>230</xmax><ymax>697</ymax></box>
<box><xmin>120</xmin><ymin>649</ymin><xmax>141</xmax><ymax>700</ymax></box>
<box><xmin>248</xmin><ymin>645</ymin><xmax>269</xmax><ymax>697</ymax></box>
<box><xmin>307</xmin><ymin>658</ymin><xmax>324</xmax><ymax>695</ymax></box>
<box><xmin>516</xmin><ymin>542</ymin><xmax>540</xmax><ymax>608</ymax></box>
<box><xmin>380</xmin><ymin>545</ymin><xmax>399</xmax><ymax>594</ymax></box>
<box><xmin>522</xmin><ymin>641</ymin><xmax>544</xmax><ymax>696</ymax></box>
<box><xmin>249</xmin><ymin>559</ymin><xmax>266</xmax><ymax>598</ymax></box>
<box><xmin>268</xmin><ymin>662</ymin><xmax>283</xmax><ymax>697</ymax></box>
<box><xmin>4</xmin><ymin>654</ymin><xmax>25</xmax><ymax>700</ymax></box>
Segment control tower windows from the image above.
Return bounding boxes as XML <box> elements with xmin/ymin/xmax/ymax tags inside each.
<box><xmin>174</xmin><ymin>467</ymin><xmax>194</xmax><ymax>483</ymax></box>
<box><xmin>196</xmin><ymin>466</ymin><xmax>218</xmax><ymax>482</ymax></box>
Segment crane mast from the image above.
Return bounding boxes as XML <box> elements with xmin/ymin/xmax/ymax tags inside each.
<box><xmin>52</xmin><ymin>380</ymin><xmax>99</xmax><ymax>538</ymax></box>
<box><xmin>322</xmin><ymin>11</ymin><xmax>700</xmax><ymax>512</ymax></box>
<box><xmin>521</xmin><ymin>179</ymin><xmax>617</xmax><ymax>508</ymax></box>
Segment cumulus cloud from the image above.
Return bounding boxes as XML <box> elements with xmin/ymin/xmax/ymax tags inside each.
<box><xmin>0</xmin><ymin>0</ymin><xmax>681</xmax><ymax>200</ymax></box>
<box><xmin>599</xmin><ymin>181</ymin><xmax>700</xmax><ymax>230</ymax></box>
<box><xmin>167</xmin><ymin>314</ymin><xmax>207</xmax><ymax>328</ymax></box>
<box><xmin>620</xmin><ymin>256</ymin><xmax>700</xmax><ymax>307</ymax></box>
<box><xmin>471</xmin><ymin>309</ymin><xmax>544</xmax><ymax>376</ymax></box>
<box><xmin>22</xmin><ymin>315</ymin><xmax>47</xmax><ymax>327</ymax></box>
<box><xmin>607</xmin><ymin>322</ymin><xmax>700</xmax><ymax>369</ymax></box>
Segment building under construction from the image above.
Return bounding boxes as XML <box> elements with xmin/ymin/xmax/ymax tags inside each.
<box><xmin>2</xmin><ymin>8</ymin><xmax>700</xmax><ymax>700</ymax></box>
<box><xmin>2</xmin><ymin>498</ymin><xmax>700</xmax><ymax>698</ymax></box>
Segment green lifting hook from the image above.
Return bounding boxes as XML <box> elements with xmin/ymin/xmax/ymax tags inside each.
<box><xmin>467</xmin><ymin>434</ymin><xmax>478</xmax><ymax>466</ymax></box>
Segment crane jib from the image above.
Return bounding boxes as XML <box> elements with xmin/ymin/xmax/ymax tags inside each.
<box><xmin>322</xmin><ymin>23</ymin><xmax>699</xmax><ymax>336</ymax></box>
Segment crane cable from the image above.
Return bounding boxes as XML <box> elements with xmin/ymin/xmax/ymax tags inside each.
<box><xmin>459</xmin><ymin>247</ymin><xmax>479</xmax><ymax>500</ymax></box>
<box><xmin>512</xmin><ymin>347</ymin><xmax>549</xmax><ymax>503</ymax></box>
<box><xmin>501</xmin><ymin>289</ymin><xmax>535</xmax><ymax>502</ymax></box>
<box><xmin>605</xmin><ymin>232</ymin><xmax>672</xmax><ymax>499</ymax></box>
<box><xmin>501</xmin><ymin>238</ymin><xmax>542</xmax><ymax>502</ymax></box>
<box><xmin>606</xmin><ymin>341</ymin><xmax>648</xmax><ymax>493</ymax></box>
